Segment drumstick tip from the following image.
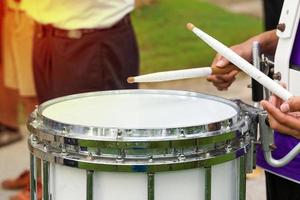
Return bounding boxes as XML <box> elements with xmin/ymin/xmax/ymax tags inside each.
<box><xmin>186</xmin><ymin>23</ymin><xmax>195</xmax><ymax>31</ymax></box>
<box><xmin>127</xmin><ymin>77</ymin><xmax>135</xmax><ymax>84</ymax></box>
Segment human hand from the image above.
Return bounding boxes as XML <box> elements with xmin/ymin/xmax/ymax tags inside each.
<box><xmin>261</xmin><ymin>96</ymin><xmax>300</xmax><ymax>139</ymax></box>
<box><xmin>207</xmin><ymin>42</ymin><xmax>252</xmax><ymax>90</ymax></box>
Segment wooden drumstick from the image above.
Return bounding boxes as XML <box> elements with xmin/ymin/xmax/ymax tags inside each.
<box><xmin>186</xmin><ymin>23</ymin><xmax>293</xmax><ymax>101</ymax></box>
<box><xmin>211</xmin><ymin>64</ymin><xmax>238</xmax><ymax>74</ymax></box>
<box><xmin>127</xmin><ymin>64</ymin><xmax>238</xmax><ymax>83</ymax></box>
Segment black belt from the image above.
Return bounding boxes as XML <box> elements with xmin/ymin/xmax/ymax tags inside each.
<box><xmin>35</xmin><ymin>15</ymin><xmax>130</xmax><ymax>39</ymax></box>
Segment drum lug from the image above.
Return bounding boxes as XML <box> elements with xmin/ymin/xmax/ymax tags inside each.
<box><xmin>117</xmin><ymin>130</ymin><xmax>123</xmax><ymax>139</ymax></box>
<box><xmin>43</xmin><ymin>144</ymin><xmax>49</xmax><ymax>152</ymax></box>
<box><xmin>179</xmin><ymin>129</ymin><xmax>186</xmax><ymax>137</ymax></box>
<box><xmin>116</xmin><ymin>149</ymin><xmax>125</xmax><ymax>163</ymax></box>
<box><xmin>148</xmin><ymin>155</ymin><xmax>154</xmax><ymax>163</ymax></box>
<box><xmin>87</xmin><ymin>152</ymin><xmax>94</xmax><ymax>161</ymax></box>
<box><xmin>61</xmin><ymin>127</ymin><xmax>70</xmax><ymax>136</ymax></box>
<box><xmin>178</xmin><ymin>153</ymin><xmax>186</xmax><ymax>161</ymax></box>
<box><xmin>61</xmin><ymin>144</ymin><xmax>68</xmax><ymax>156</ymax></box>
<box><xmin>30</xmin><ymin>134</ymin><xmax>38</xmax><ymax>145</ymax></box>
<box><xmin>225</xmin><ymin>144</ymin><xmax>232</xmax><ymax>153</ymax></box>
<box><xmin>205</xmin><ymin>152</ymin><xmax>210</xmax><ymax>158</ymax></box>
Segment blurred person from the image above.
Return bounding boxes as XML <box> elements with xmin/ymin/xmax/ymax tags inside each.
<box><xmin>22</xmin><ymin>0</ymin><xmax>139</xmax><ymax>104</ymax></box>
<box><xmin>2</xmin><ymin>0</ymin><xmax>37</xmax><ymax>114</ymax></box>
<box><xmin>207</xmin><ymin>29</ymin><xmax>300</xmax><ymax>200</ymax></box>
<box><xmin>0</xmin><ymin>0</ymin><xmax>21</xmax><ymax>148</ymax></box>
<box><xmin>262</xmin><ymin>0</ymin><xmax>284</xmax><ymax>31</ymax></box>
<box><xmin>9</xmin><ymin>0</ymin><xmax>139</xmax><ymax>199</ymax></box>
<box><xmin>0</xmin><ymin>0</ymin><xmax>39</xmax><ymax>199</ymax></box>
<box><xmin>261</xmin><ymin>95</ymin><xmax>300</xmax><ymax>139</ymax></box>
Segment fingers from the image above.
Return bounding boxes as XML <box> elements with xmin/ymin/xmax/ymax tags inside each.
<box><xmin>261</xmin><ymin>100</ymin><xmax>300</xmax><ymax>137</ymax></box>
<box><xmin>268</xmin><ymin>83</ymin><xmax>287</xmax><ymax>109</ymax></box>
<box><xmin>281</xmin><ymin>96</ymin><xmax>300</xmax><ymax>113</ymax></box>
<box><xmin>216</xmin><ymin>70</ymin><xmax>239</xmax><ymax>82</ymax></box>
<box><xmin>208</xmin><ymin>43</ymin><xmax>248</xmax><ymax>90</ymax></box>
<box><xmin>207</xmin><ymin>70</ymin><xmax>238</xmax><ymax>90</ymax></box>
<box><xmin>269</xmin><ymin>95</ymin><xmax>283</xmax><ymax>109</ymax></box>
<box><xmin>211</xmin><ymin>54</ymin><xmax>229</xmax><ymax>68</ymax></box>
<box><xmin>267</xmin><ymin>115</ymin><xmax>300</xmax><ymax>139</ymax></box>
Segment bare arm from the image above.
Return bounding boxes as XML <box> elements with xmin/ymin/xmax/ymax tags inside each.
<box><xmin>207</xmin><ymin>30</ymin><xmax>278</xmax><ymax>90</ymax></box>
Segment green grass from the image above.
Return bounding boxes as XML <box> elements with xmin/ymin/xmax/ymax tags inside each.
<box><xmin>132</xmin><ymin>0</ymin><xmax>263</xmax><ymax>74</ymax></box>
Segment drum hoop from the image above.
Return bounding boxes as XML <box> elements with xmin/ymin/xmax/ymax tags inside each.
<box><xmin>28</xmin><ymin>123</ymin><xmax>244</xmax><ymax>149</ymax></box>
<box><xmin>28</xmin><ymin>138</ymin><xmax>248</xmax><ymax>172</ymax></box>
<box><xmin>30</xmin><ymin>89</ymin><xmax>240</xmax><ymax>141</ymax></box>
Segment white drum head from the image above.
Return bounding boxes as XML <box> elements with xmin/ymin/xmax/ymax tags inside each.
<box><xmin>41</xmin><ymin>90</ymin><xmax>238</xmax><ymax>129</ymax></box>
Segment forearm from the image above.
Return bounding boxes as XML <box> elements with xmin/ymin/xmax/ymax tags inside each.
<box><xmin>246</xmin><ymin>30</ymin><xmax>278</xmax><ymax>55</ymax></box>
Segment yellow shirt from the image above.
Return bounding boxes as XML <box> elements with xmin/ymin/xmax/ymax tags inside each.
<box><xmin>22</xmin><ymin>0</ymin><xmax>134</xmax><ymax>30</ymax></box>
<box><xmin>6</xmin><ymin>0</ymin><xmax>20</xmax><ymax>10</ymax></box>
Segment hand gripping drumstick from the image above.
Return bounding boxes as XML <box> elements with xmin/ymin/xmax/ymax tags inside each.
<box><xmin>127</xmin><ymin>64</ymin><xmax>237</xmax><ymax>83</ymax></box>
<box><xmin>186</xmin><ymin>23</ymin><xmax>293</xmax><ymax>101</ymax></box>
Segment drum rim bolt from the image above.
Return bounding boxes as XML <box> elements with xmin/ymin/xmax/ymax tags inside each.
<box><xmin>87</xmin><ymin>152</ymin><xmax>94</xmax><ymax>161</ymax></box>
<box><xmin>205</xmin><ymin>152</ymin><xmax>210</xmax><ymax>158</ymax></box>
<box><xmin>273</xmin><ymin>72</ymin><xmax>282</xmax><ymax>81</ymax></box>
<box><xmin>30</xmin><ymin>134</ymin><xmax>38</xmax><ymax>143</ymax></box>
<box><xmin>277</xmin><ymin>23</ymin><xmax>286</xmax><ymax>32</ymax></box>
<box><xmin>269</xmin><ymin>144</ymin><xmax>277</xmax><ymax>150</ymax></box>
<box><xmin>30</xmin><ymin>120</ymin><xmax>41</xmax><ymax>129</ymax></box>
<box><xmin>179</xmin><ymin>129</ymin><xmax>186</xmax><ymax>137</ymax></box>
<box><xmin>225</xmin><ymin>145</ymin><xmax>232</xmax><ymax>153</ymax></box>
<box><xmin>225</xmin><ymin>125</ymin><xmax>231</xmax><ymax>131</ymax></box>
<box><xmin>148</xmin><ymin>155</ymin><xmax>154</xmax><ymax>163</ymax></box>
<box><xmin>61</xmin><ymin>127</ymin><xmax>69</xmax><ymax>135</ymax></box>
<box><xmin>43</xmin><ymin>144</ymin><xmax>49</xmax><ymax>152</ymax></box>
<box><xmin>178</xmin><ymin>153</ymin><xmax>186</xmax><ymax>161</ymax></box>
<box><xmin>240</xmin><ymin>141</ymin><xmax>245</xmax><ymax>148</ymax></box>
<box><xmin>117</xmin><ymin>130</ymin><xmax>123</xmax><ymax>139</ymax></box>
<box><xmin>244</xmin><ymin>115</ymin><xmax>250</xmax><ymax>121</ymax></box>
<box><xmin>243</xmin><ymin>146</ymin><xmax>247</xmax><ymax>154</ymax></box>
<box><xmin>116</xmin><ymin>155</ymin><xmax>124</xmax><ymax>163</ymax></box>
<box><xmin>61</xmin><ymin>144</ymin><xmax>67</xmax><ymax>156</ymax></box>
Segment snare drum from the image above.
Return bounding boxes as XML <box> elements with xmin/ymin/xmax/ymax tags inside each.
<box><xmin>28</xmin><ymin>90</ymin><xmax>254</xmax><ymax>200</ymax></box>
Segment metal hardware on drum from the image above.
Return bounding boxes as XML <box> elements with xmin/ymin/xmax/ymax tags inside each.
<box><xmin>43</xmin><ymin>161</ymin><xmax>50</xmax><ymax>200</ymax></box>
<box><xmin>30</xmin><ymin>154</ymin><xmax>37</xmax><ymax>200</ymax></box>
<box><xmin>28</xmin><ymin>90</ymin><xmax>260</xmax><ymax>200</ymax></box>
<box><xmin>252</xmin><ymin>41</ymin><xmax>264</xmax><ymax>104</ymax></box>
<box><xmin>239</xmin><ymin>156</ymin><xmax>246</xmax><ymax>200</ymax></box>
<box><xmin>204</xmin><ymin>167</ymin><xmax>212</xmax><ymax>200</ymax></box>
<box><xmin>233</xmin><ymin>100</ymin><xmax>261</xmax><ymax>174</ymax></box>
<box><xmin>147</xmin><ymin>173</ymin><xmax>155</xmax><ymax>200</ymax></box>
<box><xmin>259</xmin><ymin>113</ymin><xmax>300</xmax><ymax>167</ymax></box>
<box><xmin>248</xmin><ymin>44</ymin><xmax>300</xmax><ymax>168</ymax></box>
<box><xmin>86</xmin><ymin>170</ymin><xmax>94</xmax><ymax>200</ymax></box>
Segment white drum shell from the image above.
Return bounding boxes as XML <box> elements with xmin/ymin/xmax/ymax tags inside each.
<box><xmin>48</xmin><ymin>159</ymin><xmax>240</xmax><ymax>200</ymax></box>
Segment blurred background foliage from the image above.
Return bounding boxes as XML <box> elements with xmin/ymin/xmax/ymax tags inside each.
<box><xmin>132</xmin><ymin>0</ymin><xmax>262</xmax><ymax>74</ymax></box>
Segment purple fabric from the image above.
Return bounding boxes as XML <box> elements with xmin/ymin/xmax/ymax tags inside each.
<box><xmin>290</xmin><ymin>22</ymin><xmax>300</xmax><ymax>66</ymax></box>
<box><xmin>256</xmin><ymin>131</ymin><xmax>300</xmax><ymax>182</ymax></box>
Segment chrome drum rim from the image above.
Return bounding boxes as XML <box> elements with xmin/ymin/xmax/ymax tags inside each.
<box><xmin>28</xmin><ymin>89</ymin><xmax>251</xmax><ymax>172</ymax></box>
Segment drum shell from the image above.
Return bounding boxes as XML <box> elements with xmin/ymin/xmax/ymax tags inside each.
<box><xmin>28</xmin><ymin>90</ymin><xmax>254</xmax><ymax>200</ymax></box>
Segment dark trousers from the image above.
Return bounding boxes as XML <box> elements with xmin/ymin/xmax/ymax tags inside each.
<box><xmin>33</xmin><ymin>15</ymin><xmax>139</xmax><ymax>103</ymax></box>
<box><xmin>265</xmin><ymin>172</ymin><xmax>300</xmax><ymax>200</ymax></box>
<box><xmin>263</xmin><ymin>0</ymin><xmax>284</xmax><ymax>30</ymax></box>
